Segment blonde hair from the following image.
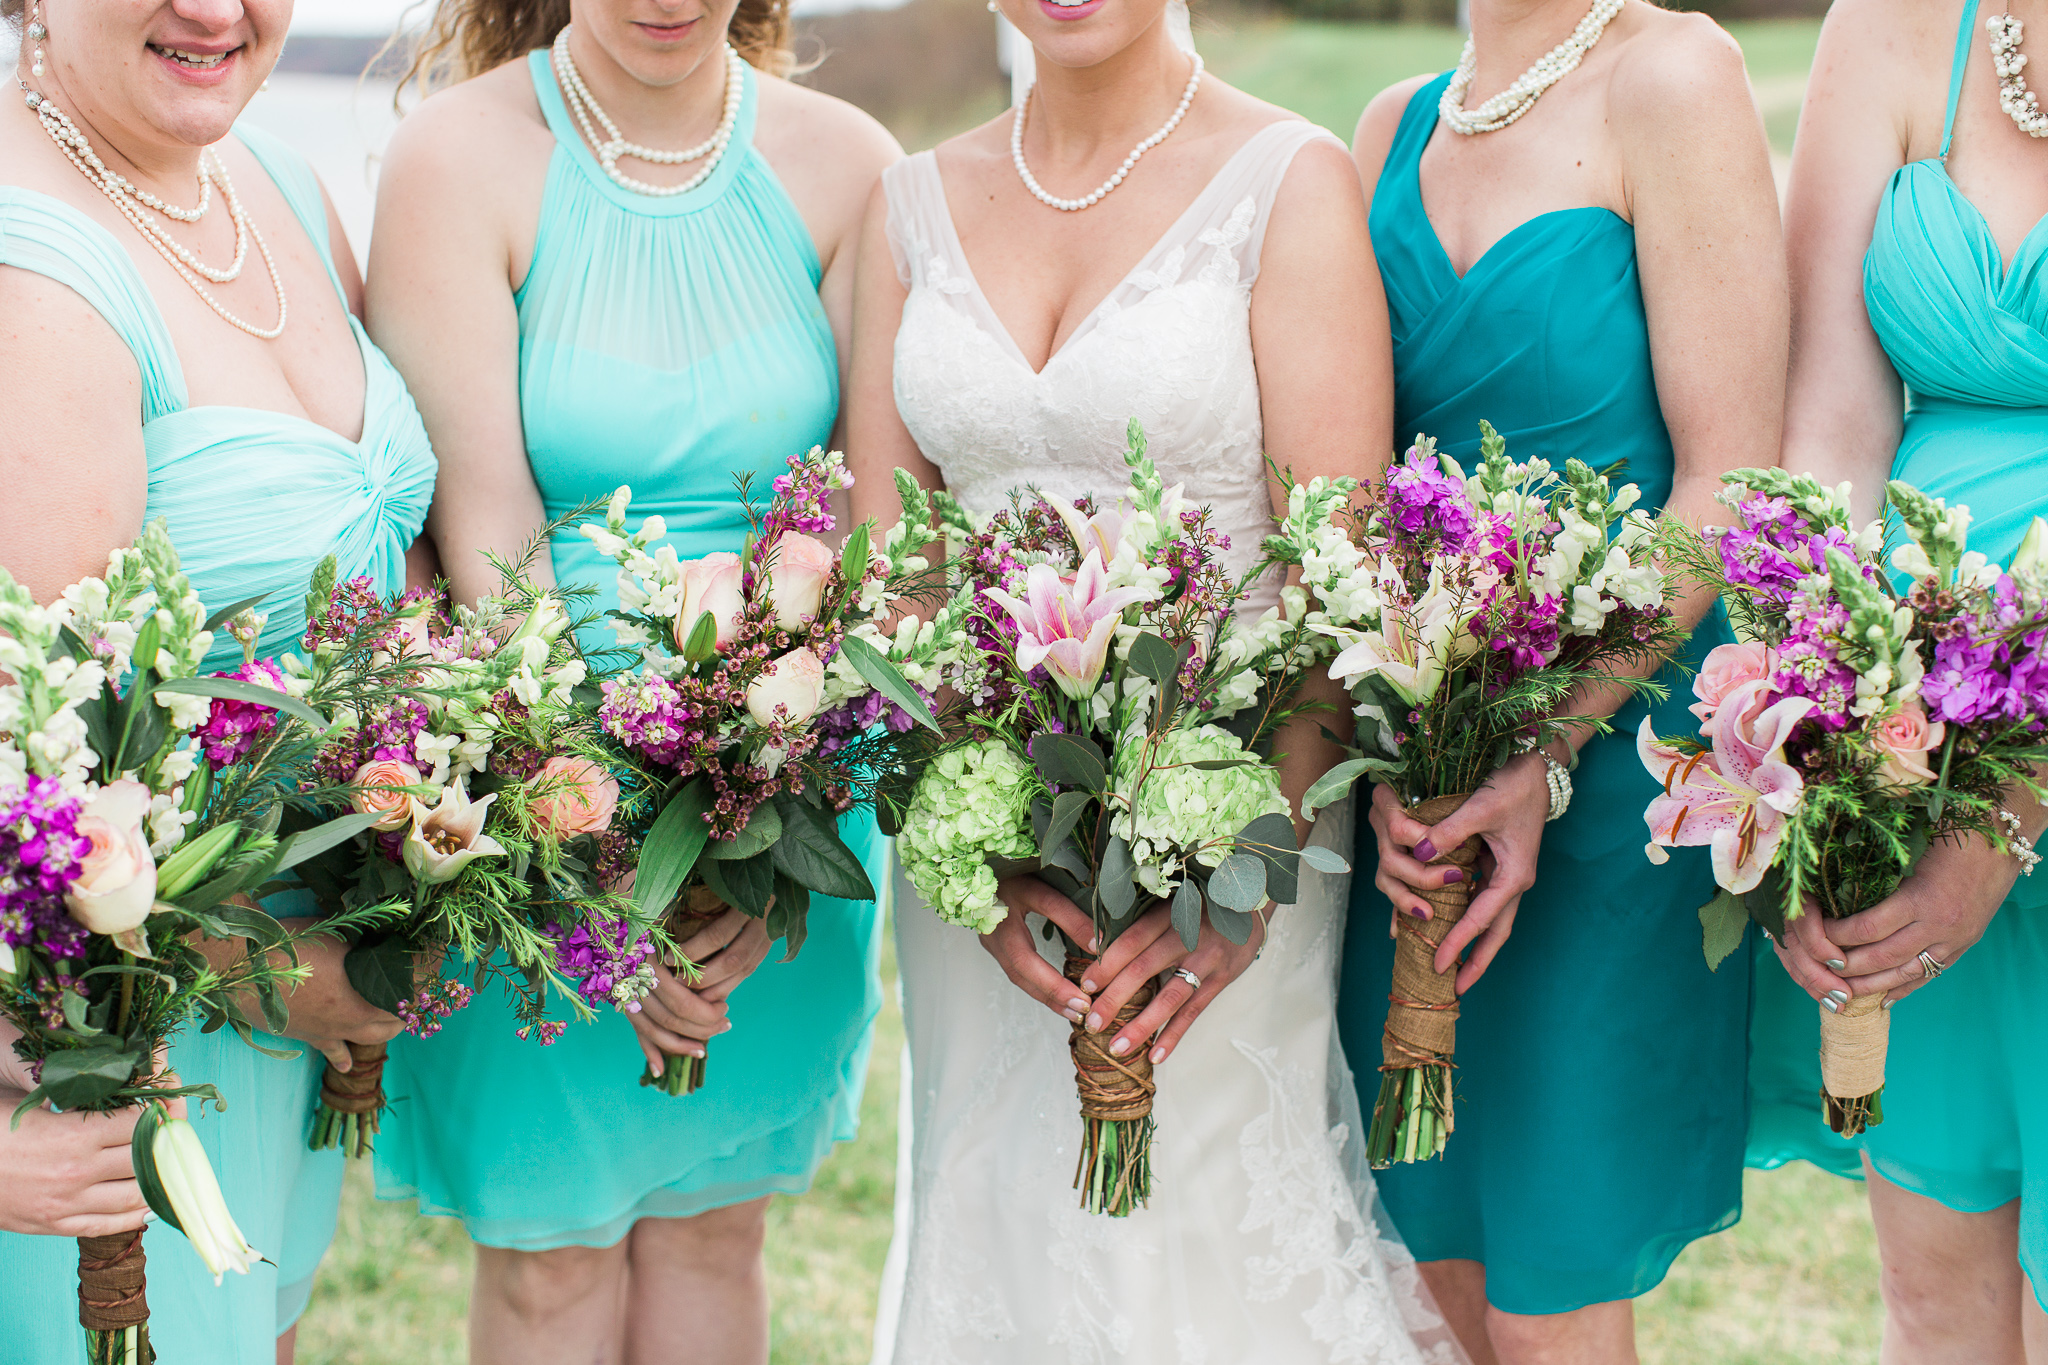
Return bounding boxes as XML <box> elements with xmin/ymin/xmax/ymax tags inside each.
<box><xmin>393</xmin><ymin>0</ymin><xmax>796</xmax><ymax>98</ymax></box>
<box><xmin>2</xmin><ymin>0</ymin><xmax>24</xmax><ymax>24</ymax></box>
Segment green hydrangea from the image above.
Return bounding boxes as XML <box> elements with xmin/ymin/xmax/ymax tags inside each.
<box><xmin>1114</xmin><ymin>723</ymin><xmax>1287</xmax><ymax>895</ymax></box>
<box><xmin>898</xmin><ymin>738</ymin><xmax>1041</xmax><ymax>934</ymax></box>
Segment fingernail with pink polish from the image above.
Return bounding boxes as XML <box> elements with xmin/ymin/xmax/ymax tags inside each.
<box><xmin>1150</xmin><ymin>1046</ymin><xmax>1167</xmax><ymax>1064</ymax></box>
<box><xmin>1110</xmin><ymin>1038</ymin><xmax>1131</xmax><ymax>1056</ymax></box>
<box><xmin>1066</xmin><ymin>996</ymin><xmax>1089</xmax><ymax>1014</ymax></box>
<box><xmin>1063</xmin><ymin>1008</ymin><xmax>1083</xmax><ymax>1024</ymax></box>
<box><xmin>1085</xmin><ymin>1013</ymin><xmax>1103</xmax><ymax>1033</ymax></box>
<box><xmin>1415</xmin><ymin>838</ymin><xmax>1438</xmax><ymax>861</ymax></box>
<box><xmin>1081</xmin><ymin>979</ymin><xmax>1097</xmax><ymax>993</ymax></box>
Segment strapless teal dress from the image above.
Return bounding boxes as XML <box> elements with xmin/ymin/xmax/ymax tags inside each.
<box><xmin>1339</xmin><ymin>74</ymin><xmax>1749</xmax><ymax>1316</ymax></box>
<box><xmin>371</xmin><ymin>52</ymin><xmax>885</xmax><ymax>1251</ymax></box>
<box><xmin>0</xmin><ymin>126</ymin><xmax>435</xmax><ymax>1362</ymax></box>
<box><xmin>1747</xmin><ymin>0</ymin><xmax>2048</xmax><ymax>1303</ymax></box>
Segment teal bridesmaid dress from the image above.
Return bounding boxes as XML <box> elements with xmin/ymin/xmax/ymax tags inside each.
<box><xmin>0</xmin><ymin>127</ymin><xmax>436</xmax><ymax>1362</ymax></box>
<box><xmin>371</xmin><ymin>52</ymin><xmax>886</xmax><ymax>1251</ymax></box>
<box><xmin>1338</xmin><ymin>74</ymin><xmax>1749</xmax><ymax>1316</ymax></box>
<box><xmin>1747</xmin><ymin>0</ymin><xmax>2048</xmax><ymax>1302</ymax></box>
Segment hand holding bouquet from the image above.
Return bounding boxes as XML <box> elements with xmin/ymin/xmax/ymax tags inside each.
<box><xmin>578</xmin><ymin>447</ymin><xmax>947</xmax><ymax>1095</ymax></box>
<box><xmin>0</xmin><ymin>525</ymin><xmax>373</xmax><ymax>1364</ymax></box>
<box><xmin>1303</xmin><ymin>427</ymin><xmax>1684</xmax><ymax>1168</ymax></box>
<box><xmin>1643</xmin><ymin>471</ymin><xmax>2047</xmax><ymax>1135</ymax></box>
<box><xmin>285</xmin><ymin>560</ymin><xmax>638</xmax><ymax>1154</ymax></box>
<box><xmin>894</xmin><ymin>423</ymin><xmax>1351</xmax><ymax>1216</ymax></box>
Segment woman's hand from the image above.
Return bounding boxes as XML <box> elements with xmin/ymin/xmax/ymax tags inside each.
<box><xmin>1368</xmin><ymin>752</ymin><xmax>1551</xmax><ymax>993</ymax></box>
<box><xmin>1829</xmin><ymin>835</ymin><xmax>2021</xmax><ymax>1005</ymax></box>
<box><xmin>1768</xmin><ymin>895</ymin><xmax>1854</xmax><ymax>1007</ymax></box>
<box><xmin>1083</xmin><ymin>901</ymin><xmax>1265</xmax><ymax>1067</ymax></box>
<box><xmin>672</xmin><ymin>906</ymin><xmax>775</xmax><ymax>1006</ymax></box>
<box><xmin>273</xmin><ymin>930</ymin><xmax>406</xmax><ymax>1072</ymax></box>
<box><xmin>978</xmin><ymin>877</ymin><xmax>1101</xmax><ymax>1024</ymax></box>
<box><xmin>626</xmin><ymin>958</ymin><xmax>734</xmax><ymax>1079</ymax></box>
<box><xmin>0</xmin><ymin>1099</ymin><xmax>154</xmax><ymax>1238</ymax></box>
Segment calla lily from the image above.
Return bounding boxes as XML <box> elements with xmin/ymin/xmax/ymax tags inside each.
<box><xmin>154</xmin><ymin>1115</ymin><xmax>259</xmax><ymax>1285</ymax></box>
<box><xmin>403</xmin><ymin>782</ymin><xmax>509</xmax><ymax>884</ymax></box>
<box><xmin>982</xmin><ymin>550</ymin><xmax>1156</xmax><ymax>699</ymax></box>
<box><xmin>1639</xmin><ymin>679</ymin><xmax>1817</xmax><ymax>893</ymax></box>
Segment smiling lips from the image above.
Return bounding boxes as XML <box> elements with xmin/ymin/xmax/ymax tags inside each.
<box><xmin>149</xmin><ymin>44</ymin><xmax>232</xmax><ymax>70</ymax></box>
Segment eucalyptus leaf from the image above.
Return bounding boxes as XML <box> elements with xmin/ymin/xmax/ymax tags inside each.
<box><xmin>1127</xmin><ymin>632</ymin><xmax>1178</xmax><ymax>684</ymax></box>
<box><xmin>836</xmin><ymin>634</ymin><xmax>941</xmax><ymax>733</ymax></box>
<box><xmin>1170</xmin><ymin>877</ymin><xmax>1204</xmax><ymax>952</ymax></box>
<box><xmin>1209</xmin><ymin>904</ymin><xmax>1256</xmax><ymax>946</ymax></box>
<box><xmin>1041</xmin><ymin>791</ymin><xmax>1094</xmax><ymax>862</ymax></box>
<box><xmin>1098</xmin><ymin>835</ymin><xmax>1136</xmax><ymax>920</ymax></box>
<box><xmin>153</xmin><ymin>675</ymin><xmax>328</xmax><ymax>732</ymax></box>
<box><xmin>1301</xmin><ymin>758</ymin><xmax>1372</xmax><ymax>820</ymax></box>
<box><xmin>1299</xmin><ymin>845</ymin><xmax>1351</xmax><ymax>875</ymax></box>
<box><xmin>1208</xmin><ymin>852</ymin><xmax>1268</xmax><ymax>913</ymax></box>
<box><xmin>1236</xmin><ymin>811</ymin><xmax>1300</xmax><ymax>906</ymax></box>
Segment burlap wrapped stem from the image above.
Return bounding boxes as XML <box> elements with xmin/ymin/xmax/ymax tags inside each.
<box><xmin>310</xmin><ymin>1040</ymin><xmax>391</xmax><ymax>1158</ymax></box>
<box><xmin>1367</xmin><ymin>792</ymin><xmax>1482</xmax><ymax>1168</ymax></box>
<box><xmin>78</xmin><ymin>1229</ymin><xmax>152</xmax><ymax>1364</ymax></box>
<box><xmin>1065</xmin><ymin>951</ymin><xmax>1159</xmax><ymax>1216</ymax></box>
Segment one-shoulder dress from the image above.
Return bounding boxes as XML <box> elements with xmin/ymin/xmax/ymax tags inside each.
<box><xmin>1746</xmin><ymin>0</ymin><xmax>2048</xmax><ymax>1302</ymax></box>
<box><xmin>1339</xmin><ymin>74</ymin><xmax>1749</xmax><ymax>1317</ymax></box>
<box><xmin>0</xmin><ymin>126</ymin><xmax>436</xmax><ymax>1363</ymax></box>
<box><xmin>371</xmin><ymin>50</ymin><xmax>887</xmax><ymax>1251</ymax></box>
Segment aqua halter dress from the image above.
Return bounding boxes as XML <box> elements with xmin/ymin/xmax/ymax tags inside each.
<box><xmin>0</xmin><ymin>126</ymin><xmax>435</xmax><ymax>1363</ymax></box>
<box><xmin>1338</xmin><ymin>74</ymin><xmax>1749</xmax><ymax>1316</ymax></box>
<box><xmin>371</xmin><ymin>52</ymin><xmax>886</xmax><ymax>1251</ymax></box>
<box><xmin>1746</xmin><ymin>0</ymin><xmax>2048</xmax><ymax>1302</ymax></box>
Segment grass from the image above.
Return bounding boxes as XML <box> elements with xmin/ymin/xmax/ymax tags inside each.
<box><xmin>298</xmin><ymin>14</ymin><xmax>1865</xmax><ymax>1363</ymax></box>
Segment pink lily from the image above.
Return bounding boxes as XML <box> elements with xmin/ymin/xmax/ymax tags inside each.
<box><xmin>1639</xmin><ymin>679</ymin><xmax>1817</xmax><ymax>893</ymax></box>
<box><xmin>982</xmin><ymin>549</ymin><xmax>1157</xmax><ymax>699</ymax></box>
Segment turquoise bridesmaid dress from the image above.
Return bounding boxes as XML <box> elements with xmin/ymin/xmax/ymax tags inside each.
<box><xmin>0</xmin><ymin>126</ymin><xmax>435</xmax><ymax>1362</ymax></box>
<box><xmin>1747</xmin><ymin>0</ymin><xmax>2048</xmax><ymax>1303</ymax></box>
<box><xmin>1338</xmin><ymin>74</ymin><xmax>1749</xmax><ymax>1316</ymax></box>
<box><xmin>371</xmin><ymin>52</ymin><xmax>886</xmax><ymax>1251</ymax></box>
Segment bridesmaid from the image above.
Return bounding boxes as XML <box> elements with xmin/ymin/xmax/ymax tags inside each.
<box><xmin>363</xmin><ymin>1</ymin><xmax>897</xmax><ymax>1360</ymax></box>
<box><xmin>1343</xmin><ymin>2</ymin><xmax>1785</xmax><ymax>1361</ymax></box>
<box><xmin>1759</xmin><ymin>0</ymin><xmax>2048</xmax><ymax>1355</ymax></box>
<box><xmin>0</xmin><ymin>0</ymin><xmax>435</xmax><ymax>1361</ymax></box>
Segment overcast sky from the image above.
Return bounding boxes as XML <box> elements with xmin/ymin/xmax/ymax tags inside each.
<box><xmin>290</xmin><ymin>0</ymin><xmax>900</xmax><ymax>32</ymax></box>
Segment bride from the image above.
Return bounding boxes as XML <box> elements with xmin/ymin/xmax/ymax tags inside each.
<box><xmin>845</xmin><ymin>2</ymin><xmax>1462</xmax><ymax>1361</ymax></box>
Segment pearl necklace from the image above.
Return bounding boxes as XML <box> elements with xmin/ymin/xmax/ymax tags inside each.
<box><xmin>23</xmin><ymin>89</ymin><xmax>287</xmax><ymax>339</ymax></box>
<box><xmin>1988</xmin><ymin>14</ymin><xmax>2048</xmax><ymax>138</ymax></box>
<box><xmin>551</xmin><ymin>27</ymin><xmax>744</xmax><ymax>198</ymax></box>
<box><xmin>1439</xmin><ymin>0</ymin><xmax>1626</xmax><ymax>137</ymax></box>
<box><xmin>1012</xmin><ymin>53</ymin><xmax>1204</xmax><ymax>212</ymax></box>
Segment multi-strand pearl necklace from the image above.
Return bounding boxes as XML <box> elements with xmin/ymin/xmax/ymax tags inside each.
<box><xmin>1439</xmin><ymin>0</ymin><xmax>1626</xmax><ymax>136</ymax></box>
<box><xmin>1988</xmin><ymin>14</ymin><xmax>2048</xmax><ymax>138</ymax></box>
<box><xmin>23</xmin><ymin>88</ymin><xmax>287</xmax><ymax>339</ymax></box>
<box><xmin>551</xmin><ymin>27</ymin><xmax>744</xmax><ymax>198</ymax></box>
<box><xmin>1012</xmin><ymin>53</ymin><xmax>1204</xmax><ymax>212</ymax></box>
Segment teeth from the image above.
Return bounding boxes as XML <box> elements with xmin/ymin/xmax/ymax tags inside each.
<box><xmin>152</xmin><ymin>45</ymin><xmax>228</xmax><ymax>68</ymax></box>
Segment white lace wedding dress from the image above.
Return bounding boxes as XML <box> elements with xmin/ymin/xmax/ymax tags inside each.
<box><xmin>868</xmin><ymin>122</ymin><xmax>1467</xmax><ymax>1365</ymax></box>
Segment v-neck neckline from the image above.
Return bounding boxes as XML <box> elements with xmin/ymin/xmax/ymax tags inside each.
<box><xmin>918</xmin><ymin>122</ymin><xmax>1291</xmax><ymax>376</ymax></box>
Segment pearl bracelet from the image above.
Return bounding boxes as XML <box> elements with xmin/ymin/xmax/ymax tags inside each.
<box><xmin>1998</xmin><ymin>808</ymin><xmax>2041</xmax><ymax>877</ymax></box>
<box><xmin>1536</xmin><ymin>748</ymin><xmax>1572</xmax><ymax>823</ymax></box>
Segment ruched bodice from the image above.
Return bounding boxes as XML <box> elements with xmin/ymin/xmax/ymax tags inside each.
<box><xmin>517</xmin><ymin>49</ymin><xmax>838</xmax><ymax>624</ymax></box>
<box><xmin>1343</xmin><ymin>74</ymin><xmax>1748</xmax><ymax>1316</ymax></box>
<box><xmin>0</xmin><ymin>123</ymin><xmax>433</xmax><ymax>1363</ymax></box>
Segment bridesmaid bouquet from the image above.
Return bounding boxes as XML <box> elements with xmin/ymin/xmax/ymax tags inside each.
<box><xmin>1302</xmin><ymin>427</ymin><xmax>1684</xmax><ymax>1168</ymax></box>
<box><xmin>893</xmin><ymin>423</ymin><xmax>1349</xmax><ymax>1216</ymax></box>
<box><xmin>576</xmin><ymin>447</ymin><xmax>950</xmax><ymax>1095</ymax></box>
<box><xmin>284</xmin><ymin>561</ymin><xmax>640</xmax><ymax>1155</ymax></box>
<box><xmin>1642</xmin><ymin>470</ymin><xmax>2048</xmax><ymax>1135</ymax></box>
<box><xmin>0</xmin><ymin>525</ymin><xmax>377</xmax><ymax>1365</ymax></box>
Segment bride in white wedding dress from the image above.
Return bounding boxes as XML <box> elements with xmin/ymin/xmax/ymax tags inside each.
<box><xmin>844</xmin><ymin>4</ymin><xmax>1466</xmax><ymax>1361</ymax></box>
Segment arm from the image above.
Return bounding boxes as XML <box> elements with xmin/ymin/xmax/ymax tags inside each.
<box><xmin>365</xmin><ymin>91</ymin><xmax>550</xmax><ymax>607</ymax></box>
<box><xmin>1376</xmin><ymin>20</ymin><xmax>1792</xmax><ymax>989</ymax></box>
<box><xmin>1083</xmin><ymin>137</ymin><xmax>1397</xmax><ymax>1064</ymax></box>
<box><xmin>846</xmin><ymin>179</ymin><xmax>947</xmax><ymax>529</ymax></box>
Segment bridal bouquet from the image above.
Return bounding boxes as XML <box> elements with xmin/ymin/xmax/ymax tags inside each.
<box><xmin>1643</xmin><ymin>470</ymin><xmax>2048</xmax><ymax>1135</ymax></box>
<box><xmin>0</xmin><ymin>525</ymin><xmax>374</xmax><ymax>1365</ymax></box>
<box><xmin>1302</xmin><ymin>426</ymin><xmax>1684</xmax><ymax>1168</ymax></box>
<box><xmin>576</xmin><ymin>447</ymin><xmax>949</xmax><ymax>1095</ymax></box>
<box><xmin>283</xmin><ymin>562</ymin><xmax>639</xmax><ymax>1155</ymax></box>
<box><xmin>892</xmin><ymin>423</ymin><xmax>1348</xmax><ymax>1216</ymax></box>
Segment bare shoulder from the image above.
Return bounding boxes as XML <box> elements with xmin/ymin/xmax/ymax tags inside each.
<box><xmin>754</xmin><ymin>74</ymin><xmax>903</xmax><ymax>178</ymax></box>
<box><xmin>1605</xmin><ymin>5</ymin><xmax>1751</xmax><ymax>125</ymax></box>
<box><xmin>1353</xmin><ymin>73</ymin><xmax>1437</xmax><ymax>183</ymax></box>
<box><xmin>1812</xmin><ymin>0</ymin><xmax>1952</xmax><ymax>73</ymax></box>
<box><xmin>380</xmin><ymin>58</ymin><xmax>552</xmax><ymax>204</ymax></box>
<box><xmin>1271</xmin><ymin>133</ymin><xmax>1366</xmax><ymax>211</ymax></box>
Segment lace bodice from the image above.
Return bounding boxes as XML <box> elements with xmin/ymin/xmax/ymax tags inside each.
<box><xmin>884</xmin><ymin>120</ymin><xmax>1343</xmax><ymax>611</ymax></box>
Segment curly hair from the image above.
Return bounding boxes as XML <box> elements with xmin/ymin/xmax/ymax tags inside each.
<box><xmin>393</xmin><ymin>0</ymin><xmax>796</xmax><ymax>98</ymax></box>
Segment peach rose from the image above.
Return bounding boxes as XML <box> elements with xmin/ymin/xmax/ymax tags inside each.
<box><xmin>351</xmin><ymin>759</ymin><xmax>424</xmax><ymax>832</ymax></box>
<box><xmin>674</xmin><ymin>553</ymin><xmax>745</xmax><ymax>657</ymax></box>
<box><xmin>1872</xmin><ymin>700</ymin><xmax>1946</xmax><ymax>787</ymax></box>
<box><xmin>745</xmin><ymin>647</ymin><xmax>826</xmax><ymax>728</ymax></box>
<box><xmin>762</xmin><ymin>533</ymin><xmax>835</xmax><ymax>632</ymax></box>
<box><xmin>1692</xmin><ymin>642</ymin><xmax>1775</xmax><ymax>737</ymax></box>
<box><xmin>527</xmin><ymin>756</ymin><xmax>620</xmax><ymax>839</ymax></box>
<box><xmin>64</xmin><ymin>780</ymin><xmax>159</xmax><ymax>934</ymax></box>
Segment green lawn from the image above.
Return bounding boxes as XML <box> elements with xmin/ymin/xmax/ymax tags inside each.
<box><xmin>299</xmin><ymin>16</ymin><xmax>1864</xmax><ymax>1364</ymax></box>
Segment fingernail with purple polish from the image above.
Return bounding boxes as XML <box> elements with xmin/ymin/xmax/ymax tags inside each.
<box><xmin>1442</xmin><ymin>868</ymin><xmax>1463</xmax><ymax>885</ymax></box>
<box><xmin>1415</xmin><ymin>838</ymin><xmax>1438</xmax><ymax>861</ymax></box>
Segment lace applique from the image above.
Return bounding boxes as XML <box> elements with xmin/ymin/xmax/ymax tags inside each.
<box><xmin>916</xmin><ymin>238</ymin><xmax>973</xmax><ymax>296</ymax></box>
<box><xmin>1196</xmin><ymin>197</ymin><xmax>1258</xmax><ymax>290</ymax></box>
<box><xmin>1131</xmin><ymin>245</ymin><xmax>1189</xmax><ymax>294</ymax></box>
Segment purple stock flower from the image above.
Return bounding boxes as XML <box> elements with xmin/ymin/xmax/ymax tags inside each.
<box><xmin>1384</xmin><ymin>445</ymin><xmax>1477</xmax><ymax>549</ymax></box>
<box><xmin>196</xmin><ymin>658</ymin><xmax>286</xmax><ymax>767</ymax></box>
<box><xmin>546</xmin><ymin>915</ymin><xmax>658</xmax><ymax>1012</ymax></box>
<box><xmin>599</xmin><ymin>675</ymin><xmax>701</xmax><ymax>768</ymax></box>
<box><xmin>0</xmin><ymin>777</ymin><xmax>91</xmax><ymax>962</ymax></box>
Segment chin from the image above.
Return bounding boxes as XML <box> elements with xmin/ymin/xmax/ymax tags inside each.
<box><xmin>1012</xmin><ymin>1</ymin><xmax>1160</xmax><ymax>71</ymax></box>
<box><xmin>144</xmin><ymin>85</ymin><xmax>260</xmax><ymax>149</ymax></box>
